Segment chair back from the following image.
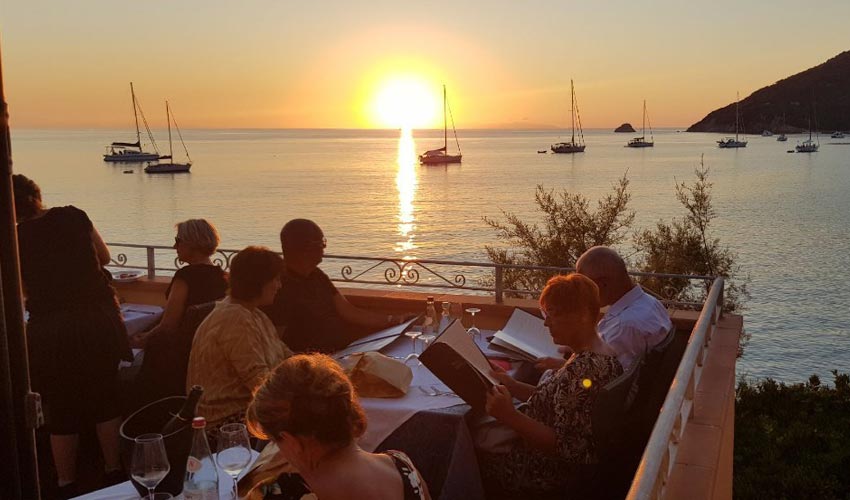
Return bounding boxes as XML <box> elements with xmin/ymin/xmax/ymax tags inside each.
<box><xmin>591</xmin><ymin>353</ymin><xmax>643</xmax><ymax>459</ymax></box>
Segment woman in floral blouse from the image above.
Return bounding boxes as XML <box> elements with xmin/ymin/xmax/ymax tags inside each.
<box><xmin>480</xmin><ymin>273</ymin><xmax>624</xmax><ymax>495</ymax></box>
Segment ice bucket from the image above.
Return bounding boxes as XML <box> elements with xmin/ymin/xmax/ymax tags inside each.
<box><xmin>120</xmin><ymin>396</ymin><xmax>192</xmax><ymax>497</ymax></box>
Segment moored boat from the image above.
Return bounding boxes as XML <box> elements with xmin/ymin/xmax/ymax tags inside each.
<box><xmin>419</xmin><ymin>85</ymin><xmax>462</xmax><ymax>165</ymax></box>
<box><xmin>104</xmin><ymin>82</ymin><xmax>162</xmax><ymax>162</ymax></box>
<box><xmin>626</xmin><ymin>100</ymin><xmax>654</xmax><ymax>148</ymax></box>
<box><xmin>145</xmin><ymin>101</ymin><xmax>191</xmax><ymax>173</ymax></box>
<box><xmin>551</xmin><ymin>80</ymin><xmax>586</xmax><ymax>154</ymax></box>
<box><xmin>718</xmin><ymin>92</ymin><xmax>747</xmax><ymax>149</ymax></box>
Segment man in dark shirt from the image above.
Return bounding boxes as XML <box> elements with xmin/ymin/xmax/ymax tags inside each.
<box><xmin>264</xmin><ymin>219</ymin><xmax>406</xmax><ymax>353</ymax></box>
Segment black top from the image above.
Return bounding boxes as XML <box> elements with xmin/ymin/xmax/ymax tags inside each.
<box><xmin>166</xmin><ymin>263</ymin><xmax>228</xmax><ymax>306</ymax></box>
<box><xmin>262</xmin><ymin>266</ymin><xmax>350</xmax><ymax>353</ymax></box>
<box><xmin>17</xmin><ymin>206</ymin><xmax>117</xmax><ymax>315</ymax></box>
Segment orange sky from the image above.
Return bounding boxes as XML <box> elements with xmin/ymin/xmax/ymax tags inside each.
<box><xmin>1</xmin><ymin>0</ymin><xmax>848</xmax><ymax>129</ymax></box>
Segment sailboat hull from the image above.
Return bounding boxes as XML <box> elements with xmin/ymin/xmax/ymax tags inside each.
<box><xmin>419</xmin><ymin>153</ymin><xmax>462</xmax><ymax>165</ymax></box>
<box><xmin>550</xmin><ymin>143</ymin><xmax>585</xmax><ymax>154</ymax></box>
<box><xmin>717</xmin><ymin>139</ymin><xmax>747</xmax><ymax>148</ymax></box>
<box><xmin>144</xmin><ymin>162</ymin><xmax>191</xmax><ymax>173</ymax></box>
<box><xmin>626</xmin><ymin>138</ymin><xmax>653</xmax><ymax>148</ymax></box>
<box><xmin>103</xmin><ymin>151</ymin><xmax>161</xmax><ymax>162</ymax></box>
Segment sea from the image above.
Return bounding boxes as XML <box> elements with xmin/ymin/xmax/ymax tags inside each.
<box><xmin>10</xmin><ymin>127</ymin><xmax>850</xmax><ymax>383</ymax></box>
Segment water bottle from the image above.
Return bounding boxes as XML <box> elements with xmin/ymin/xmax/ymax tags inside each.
<box><xmin>440</xmin><ymin>301</ymin><xmax>451</xmax><ymax>333</ymax></box>
<box><xmin>183</xmin><ymin>417</ymin><xmax>219</xmax><ymax>500</ymax></box>
<box><xmin>160</xmin><ymin>385</ymin><xmax>203</xmax><ymax>435</ymax></box>
<box><xmin>423</xmin><ymin>296</ymin><xmax>438</xmax><ymax>334</ymax></box>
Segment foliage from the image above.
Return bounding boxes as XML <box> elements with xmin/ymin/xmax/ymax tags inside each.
<box><xmin>481</xmin><ymin>174</ymin><xmax>634</xmax><ymax>295</ymax></box>
<box><xmin>734</xmin><ymin>372</ymin><xmax>850</xmax><ymax>499</ymax></box>
<box><xmin>633</xmin><ymin>158</ymin><xmax>750</xmax><ymax>312</ymax></box>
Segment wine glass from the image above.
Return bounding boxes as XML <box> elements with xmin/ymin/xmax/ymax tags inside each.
<box><xmin>217</xmin><ymin>423</ymin><xmax>253</xmax><ymax>499</ymax></box>
<box><xmin>130</xmin><ymin>433</ymin><xmax>170</xmax><ymax>500</ymax></box>
<box><xmin>465</xmin><ymin>307</ymin><xmax>481</xmax><ymax>341</ymax></box>
<box><xmin>403</xmin><ymin>328</ymin><xmax>422</xmax><ymax>365</ymax></box>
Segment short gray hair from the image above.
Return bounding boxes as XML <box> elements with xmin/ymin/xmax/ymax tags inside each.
<box><xmin>176</xmin><ymin>219</ymin><xmax>220</xmax><ymax>256</ymax></box>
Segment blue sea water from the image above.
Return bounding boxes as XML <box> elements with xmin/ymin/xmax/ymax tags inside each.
<box><xmin>10</xmin><ymin>127</ymin><xmax>850</xmax><ymax>383</ymax></box>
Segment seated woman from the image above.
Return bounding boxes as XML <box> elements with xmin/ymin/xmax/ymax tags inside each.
<box><xmin>247</xmin><ymin>353</ymin><xmax>431</xmax><ymax>500</ymax></box>
<box><xmin>480</xmin><ymin>273</ymin><xmax>623</xmax><ymax>496</ymax></box>
<box><xmin>132</xmin><ymin>218</ymin><xmax>227</xmax><ymax>347</ymax></box>
<box><xmin>186</xmin><ymin>246</ymin><xmax>292</xmax><ymax>437</ymax></box>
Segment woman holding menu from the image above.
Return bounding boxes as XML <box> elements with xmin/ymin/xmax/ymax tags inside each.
<box><xmin>479</xmin><ymin>273</ymin><xmax>623</xmax><ymax>496</ymax></box>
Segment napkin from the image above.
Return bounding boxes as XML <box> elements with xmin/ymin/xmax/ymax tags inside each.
<box><xmin>339</xmin><ymin>352</ymin><xmax>413</xmax><ymax>398</ymax></box>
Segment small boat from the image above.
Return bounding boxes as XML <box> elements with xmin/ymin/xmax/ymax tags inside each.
<box><xmin>761</xmin><ymin>130</ymin><xmax>773</xmax><ymax>137</ymax></box>
<box><xmin>419</xmin><ymin>85</ymin><xmax>462</xmax><ymax>165</ymax></box>
<box><xmin>795</xmin><ymin>115</ymin><xmax>819</xmax><ymax>153</ymax></box>
<box><xmin>551</xmin><ymin>80</ymin><xmax>586</xmax><ymax>154</ymax></box>
<box><xmin>777</xmin><ymin>134</ymin><xmax>788</xmax><ymax>142</ymax></box>
<box><xmin>626</xmin><ymin>100</ymin><xmax>654</xmax><ymax>148</ymax></box>
<box><xmin>537</xmin><ymin>150</ymin><xmax>547</xmax><ymax>154</ymax></box>
<box><xmin>104</xmin><ymin>82</ymin><xmax>162</xmax><ymax>162</ymax></box>
<box><xmin>830</xmin><ymin>131</ymin><xmax>845</xmax><ymax>139</ymax></box>
<box><xmin>718</xmin><ymin>92</ymin><xmax>747</xmax><ymax>149</ymax></box>
<box><xmin>145</xmin><ymin>101</ymin><xmax>191</xmax><ymax>174</ymax></box>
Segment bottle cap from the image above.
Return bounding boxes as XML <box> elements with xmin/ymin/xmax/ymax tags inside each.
<box><xmin>427</xmin><ymin>296</ymin><xmax>434</xmax><ymax>301</ymax></box>
<box><xmin>191</xmin><ymin>416</ymin><xmax>206</xmax><ymax>429</ymax></box>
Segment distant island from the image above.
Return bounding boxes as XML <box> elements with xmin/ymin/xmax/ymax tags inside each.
<box><xmin>688</xmin><ymin>50</ymin><xmax>850</xmax><ymax>134</ymax></box>
<box><xmin>614</xmin><ymin>123</ymin><xmax>636</xmax><ymax>133</ymax></box>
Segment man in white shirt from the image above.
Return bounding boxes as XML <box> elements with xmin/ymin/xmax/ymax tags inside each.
<box><xmin>575</xmin><ymin>246</ymin><xmax>672</xmax><ymax>370</ymax></box>
<box><xmin>535</xmin><ymin>246</ymin><xmax>671</xmax><ymax>371</ymax></box>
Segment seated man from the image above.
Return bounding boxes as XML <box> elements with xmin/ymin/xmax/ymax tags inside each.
<box><xmin>263</xmin><ymin>219</ymin><xmax>406</xmax><ymax>353</ymax></box>
<box><xmin>575</xmin><ymin>246</ymin><xmax>672</xmax><ymax>370</ymax></box>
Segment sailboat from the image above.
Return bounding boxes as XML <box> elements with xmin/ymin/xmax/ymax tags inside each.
<box><xmin>551</xmin><ymin>80</ymin><xmax>586</xmax><ymax>153</ymax></box>
<box><xmin>144</xmin><ymin>101</ymin><xmax>191</xmax><ymax>173</ymax></box>
<box><xmin>777</xmin><ymin>112</ymin><xmax>788</xmax><ymax>142</ymax></box>
<box><xmin>795</xmin><ymin>116</ymin><xmax>819</xmax><ymax>153</ymax></box>
<box><xmin>103</xmin><ymin>82</ymin><xmax>161</xmax><ymax>162</ymax></box>
<box><xmin>717</xmin><ymin>93</ymin><xmax>747</xmax><ymax>148</ymax></box>
<box><xmin>626</xmin><ymin>100</ymin><xmax>654</xmax><ymax>148</ymax></box>
<box><xmin>419</xmin><ymin>85</ymin><xmax>462</xmax><ymax>165</ymax></box>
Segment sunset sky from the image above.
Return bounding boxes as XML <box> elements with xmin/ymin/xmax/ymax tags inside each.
<box><xmin>1</xmin><ymin>0</ymin><xmax>848</xmax><ymax>129</ymax></box>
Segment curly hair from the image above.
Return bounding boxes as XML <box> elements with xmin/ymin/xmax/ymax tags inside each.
<box><xmin>246</xmin><ymin>354</ymin><xmax>366</xmax><ymax>446</ymax></box>
<box><xmin>12</xmin><ymin>174</ymin><xmax>43</xmax><ymax>221</ymax></box>
<box><xmin>539</xmin><ymin>273</ymin><xmax>601</xmax><ymax>322</ymax></box>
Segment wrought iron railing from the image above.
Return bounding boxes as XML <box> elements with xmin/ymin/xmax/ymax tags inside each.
<box><xmin>626</xmin><ymin>277</ymin><xmax>725</xmax><ymax>500</ymax></box>
<box><xmin>105</xmin><ymin>242</ymin><xmax>716</xmax><ymax>307</ymax></box>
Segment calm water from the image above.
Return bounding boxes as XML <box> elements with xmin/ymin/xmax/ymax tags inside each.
<box><xmin>10</xmin><ymin>127</ymin><xmax>850</xmax><ymax>383</ymax></box>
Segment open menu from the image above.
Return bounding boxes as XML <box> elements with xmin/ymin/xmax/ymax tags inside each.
<box><xmin>419</xmin><ymin>319</ymin><xmax>498</xmax><ymax>411</ymax></box>
<box><xmin>490</xmin><ymin>308</ymin><xmax>562</xmax><ymax>361</ymax></box>
<box><xmin>332</xmin><ymin>315</ymin><xmax>421</xmax><ymax>359</ymax></box>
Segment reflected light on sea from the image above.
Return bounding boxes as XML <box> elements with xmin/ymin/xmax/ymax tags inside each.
<box><xmin>395</xmin><ymin>128</ymin><xmax>418</xmax><ymax>258</ymax></box>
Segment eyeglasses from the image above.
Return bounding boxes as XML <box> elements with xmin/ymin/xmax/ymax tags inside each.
<box><xmin>306</xmin><ymin>237</ymin><xmax>327</xmax><ymax>249</ymax></box>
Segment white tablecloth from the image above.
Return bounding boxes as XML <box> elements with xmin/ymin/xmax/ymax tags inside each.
<box><xmin>121</xmin><ymin>303</ymin><xmax>163</xmax><ymax>336</ymax></box>
<box><xmin>72</xmin><ymin>450</ymin><xmax>258</xmax><ymax>500</ymax></box>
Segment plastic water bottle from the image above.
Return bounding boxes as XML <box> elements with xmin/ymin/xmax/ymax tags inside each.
<box><xmin>183</xmin><ymin>417</ymin><xmax>219</xmax><ymax>500</ymax></box>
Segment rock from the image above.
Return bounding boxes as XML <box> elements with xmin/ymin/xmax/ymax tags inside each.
<box><xmin>614</xmin><ymin>123</ymin><xmax>636</xmax><ymax>133</ymax></box>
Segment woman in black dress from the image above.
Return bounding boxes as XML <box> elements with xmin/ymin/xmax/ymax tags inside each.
<box><xmin>131</xmin><ymin>218</ymin><xmax>227</xmax><ymax>346</ymax></box>
<box><xmin>13</xmin><ymin>174</ymin><xmax>131</xmax><ymax>498</ymax></box>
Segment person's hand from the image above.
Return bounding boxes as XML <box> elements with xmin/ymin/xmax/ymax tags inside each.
<box><xmin>489</xmin><ymin>363</ymin><xmax>515</xmax><ymax>388</ymax></box>
<box><xmin>534</xmin><ymin>356</ymin><xmax>566</xmax><ymax>371</ymax></box>
<box><xmin>485</xmin><ymin>385</ymin><xmax>516</xmax><ymax>422</ymax></box>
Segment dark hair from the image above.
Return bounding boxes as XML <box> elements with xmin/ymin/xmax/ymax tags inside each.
<box><xmin>246</xmin><ymin>354</ymin><xmax>366</xmax><ymax>446</ymax></box>
<box><xmin>279</xmin><ymin>218</ymin><xmax>321</xmax><ymax>253</ymax></box>
<box><xmin>12</xmin><ymin>174</ymin><xmax>43</xmax><ymax>221</ymax></box>
<box><xmin>228</xmin><ymin>246</ymin><xmax>283</xmax><ymax>301</ymax></box>
<box><xmin>540</xmin><ymin>273</ymin><xmax>601</xmax><ymax>321</ymax></box>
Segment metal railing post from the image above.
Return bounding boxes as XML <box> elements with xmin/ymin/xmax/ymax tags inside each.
<box><xmin>146</xmin><ymin>247</ymin><xmax>155</xmax><ymax>279</ymax></box>
<box><xmin>494</xmin><ymin>265</ymin><xmax>504</xmax><ymax>304</ymax></box>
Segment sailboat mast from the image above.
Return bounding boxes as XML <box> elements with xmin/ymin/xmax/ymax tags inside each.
<box><xmin>130</xmin><ymin>82</ymin><xmax>141</xmax><ymax>146</ymax></box>
<box><xmin>642</xmin><ymin>100</ymin><xmax>646</xmax><ymax>138</ymax></box>
<box><xmin>570</xmin><ymin>79</ymin><xmax>576</xmax><ymax>145</ymax></box>
<box><xmin>443</xmin><ymin>85</ymin><xmax>448</xmax><ymax>150</ymax></box>
<box><xmin>735</xmin><ymin>92</ymin><xmax>740</xmax><ymax>141</ymax></box>
<box><xmin>166</xmin><ymin>101</ymin><xmax>173</xmax><ymax>159</ymax></box>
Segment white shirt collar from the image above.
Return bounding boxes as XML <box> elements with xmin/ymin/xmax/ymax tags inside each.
<box><xmin>605</xmin><ymin>285</ymin><xmax>645</xmax><ymax>319</ymax></box>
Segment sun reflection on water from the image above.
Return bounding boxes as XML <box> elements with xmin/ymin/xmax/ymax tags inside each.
<box><xmin>395</xmin><ymin>128</ymin><xmax>418</xmax><ymax>257</ymax></box>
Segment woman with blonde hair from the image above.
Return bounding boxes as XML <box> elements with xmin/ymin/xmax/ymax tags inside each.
<box><xmin>247</xmin><ymin>354</ymin><xmax>431</xmax><ymax>500</ymax></box>
<box><xmin>480</xmin><ymin>273</ymin><xmax>623</xmax><ymax>496</ymax></box>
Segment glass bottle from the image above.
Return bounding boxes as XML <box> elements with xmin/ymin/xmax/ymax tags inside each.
<box><xmin>423</xmin><ymin>296</ymin><xmax>438</xmax><ymax>334</ymax></box>
<box><xmin>183</xmin><ymin>417</ymin><xmax>219</xmax><ymax>500</ymax></box>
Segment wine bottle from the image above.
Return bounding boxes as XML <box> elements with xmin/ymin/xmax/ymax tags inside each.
<box><xmin>183</xmin><ymin>417</ymin><xmax>219</xmax><ymax>500</ymax></box>
<box><xmin>160</xmin><ymin>385</ymin><xmax>203</xmax><ymax>435</ymax></box>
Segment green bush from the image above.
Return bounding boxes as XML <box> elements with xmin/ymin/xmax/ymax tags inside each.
<box><xmin>734</xmin><ymin>371</ymin><xmax>850</xmax><ymax>499</ymax></box>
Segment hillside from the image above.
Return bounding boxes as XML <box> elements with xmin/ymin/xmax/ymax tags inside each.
<box><xmin>688</xmin><ymin>50</ymin><xmax>850</xmax><ymax>133</ymax></box>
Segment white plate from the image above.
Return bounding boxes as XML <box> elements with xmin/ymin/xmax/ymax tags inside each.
<box><xmin>110</xmin><ymin>269</ymin><xmax>144</xmax><ymax>283</ymax></box>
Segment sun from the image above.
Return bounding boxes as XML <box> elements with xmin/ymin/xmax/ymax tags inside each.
<box><xmin>370</xmin><ymin>76</ymin><xmax>439</xmax><ymax>129</ymax></box>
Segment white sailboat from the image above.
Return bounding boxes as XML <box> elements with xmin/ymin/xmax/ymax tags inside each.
<box><xmin>795</xmin><ymin>116</ymin><xmax>819</xmax><ymax>153</ymax></box>
<box><xmin>717</xmin><ymin>93</ymin><xmax>747</xmax><ymax>148</ymax></box>
<box><xmin>777</xmin><ymin>112</ymin><xmax>788</xmax><ymax>141</ymax></box>
<box><xmin>627</xmin><ymin>100</ymin><xmax>654</xmax><ymax>148</ymax></box>
<box><xmin>551</xmin><ymin>80</ymin><xmax>586</xmax><ymax>154</ymax></box>
<box><xmin>419</xmin><ymin>85</ymin><xmax>462</xmax><ymax>165</ymax></box>
<box><xmin>104</xmin><ymin>82</ymin><xmax>161</xmax><ymax>162</ymax></box>
<box><xmin>145</xmin><ymin>101</ymin><xmax>191</xmax><ymax>173</ymax></box>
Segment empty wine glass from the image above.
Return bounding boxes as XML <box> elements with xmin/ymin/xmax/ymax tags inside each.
<box><xmin>403</xmin><ymin>328</ymin><xmax>422</xmax><ymax>365</ymax></box>
<box><xmin>466</xmin><ymin>307</ymin><xmax>481</xmax><ymax>341</ymax></box>
<box><xmin>217</xmin><ymin>423</ymin><xmax>253</xmax><ymax>499</ymax></box>
<box><xmin>130</xmin><ymin>433</ymin><xmax>170</xmax><ymax>500</ymax></box>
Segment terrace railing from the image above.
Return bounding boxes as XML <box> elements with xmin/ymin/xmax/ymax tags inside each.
<box><xmin>106</xmin><ymin>242</ymin><xmax>716</xmax><ymax>308</ymax></box>
<box><xmin>626</xmin><ymin>277</ymin><xmax>725</xmax><ymax>500</ymax></box>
